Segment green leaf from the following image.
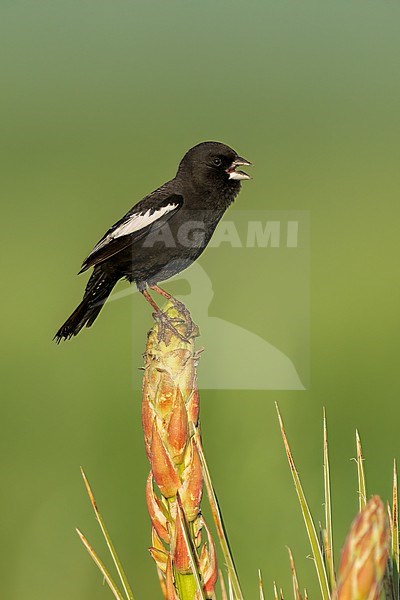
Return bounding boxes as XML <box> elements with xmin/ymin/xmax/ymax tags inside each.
<box><xmin>355</xmin><ymin>430</ymin><xmax>367</xmax><ymax>511</ymax></box>
<box><xmin>193</xmin><ymin>428</ymin><xmax>244</xmax><ymax>600</ymax></box>
<box><xmin>322</xmin><ymin>409</ymin><xmax>335</xmax><ymax>590</ymax></box>
<box><xmin>287</xmin><ymin>547</ymin><xmax>302</xmax><ymax>600</ymax></box>
<box><xmin>76</xmin><ymin>528</ymin><xmax>126</xmax><ymax>600</ymax></box>
<box><xmin>276</xmin><ymin>403</ymin><xmax>330</xmax><ymax>600</ymax></box>
<box><xmin>258</xmin><ymin>569</ymin><xmax>265</xmax><ymax>600</ymax></box>
<box><xmin>392</xmin><ymin>459</ymin><xmax>399</xmax><ymax>598</ymax></box>
<box><xmin>80</xmin><ymin>468</ymin><xmax>135</xmax><ymax>600</ymax></box>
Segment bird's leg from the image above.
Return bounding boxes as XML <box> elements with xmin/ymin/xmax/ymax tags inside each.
<box><xmin>141</xmin><ymin>289</ymin><xmax>188</xmax><ymax>342</ymax></box>
<box><xmin>141</xmin><ymin>289</ymin><xmax>161</xmax><ymax>312</ymax></box>
<box><xmin>149</xmin><ymin>284</ymin><xmax>172</xmax><ymax>300</ymax></box>
<box><xmin>150</xmin><ymin>284</ymin><xmax>194</xmax><ymax>339</ymax></box>
<box><xmin>150</xmin><ymin>284</ymin><xmax>187</xmax><ymax>313</ymax></box>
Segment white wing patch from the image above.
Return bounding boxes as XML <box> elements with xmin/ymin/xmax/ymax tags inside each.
<box><xmin>92</xmin><ymin>203</ymin><xmax>179</xmax><ymax>254</ymax></box>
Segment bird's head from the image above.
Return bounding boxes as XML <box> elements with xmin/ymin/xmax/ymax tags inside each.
<box><xmin>176</xmin><ymin>141</ymin><xmax>252</xmax><ymax>190</ymax></box>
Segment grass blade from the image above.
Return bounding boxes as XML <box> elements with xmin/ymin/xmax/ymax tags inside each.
<box><xmin>273</xmin><ymin>581</ymin><xmax>280</xmax><ymax>600</ymax></box>
<box><xmin>219</xmin><ymin>569</ymin><xmax>228</xmax><ymax>600</ymax></box>
<box><xmin>393</xmin><ymin>460</ymin><xmax>399</xmax><ymax>568</ymax></box>
<box><xmin>287</xmin><ymin>547</ymin><xmax>302</xmax><ymax>600</ymax></box>
<box><xmin>355</xmin><ymin>430</ymin><xmax>367</xmax><ymax>511</ymax></box>
<box><xmin>322</xmin><ymin>409</ymin><xmax>335</xmax><ymax>590</ymax></box>
<box><xmin>76</xmin><ymin>528</ymin><xmax>125</xmax><ymax>600</ymax></box>
<box><xmin>275</xmin><ymin>403</ymin><xmax>330</xmax><ymax>600</ymax></box>
<box><xmin>258</xmin><ymin>569</ymin><xmax>265</xmax><ymax>600</ymax></box>
<box><xmin>193</xmin><ymin>428</ymin><xmax>244</xmax><ymax>600</ymax></box>
<box><xmin>392</xmin><ymin>459</ymin><xmax>399</xmax><ymax>598</ymax></box>
<box><xmin>228</xmin><ymin>574</ymin><xmax>234</xmax><ymax>600</ymax></box>
<box><xmin>80</xmin><ymin>468</ymin><xmax>135</xmax><ymax>600</ymax></box>
<box><xmin>156</xmin><ymin>566</ymin><xmax>168</xmax><ymax>600</ymax></box>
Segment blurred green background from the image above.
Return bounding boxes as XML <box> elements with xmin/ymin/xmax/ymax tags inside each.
<box><xmin>1</xmin><ymin>1</ymin><xmax>400</xmax><ymax>597</ymax></box>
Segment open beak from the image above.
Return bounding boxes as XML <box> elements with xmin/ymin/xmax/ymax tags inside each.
<box><xmin>226</xmin><ymin>156</ymin><xmax>252</xmax><ymax>180</ymax></box>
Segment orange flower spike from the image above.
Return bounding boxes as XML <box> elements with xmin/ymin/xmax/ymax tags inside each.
<box><xmin>166</xmin><ymin>556</ymin><xmax>179</xmax><ymax>600</ymax></box>
<box><xmin>337</xmin><ymin>495</ymin><xmax>389</xmax><ymax>600</ymax></box>
<box><xmin>193</xmin><ymin>516</ymin><xmax>203</xmax><ymax>547</ymax></box>
<box><xmin>146</xmin><ymin>473</ymin><xmax>170</xmax><ymax>543</ymax></box>
<box><xmin>142</xmin><ymin>355</ymin><xmax>159</xmax><ymax>397</ymax></box>
<box><xmin>141</xmin><ymin>393</ymin><xmax>155</xmax><ymax>458</ymax></box>
<box><xmin>172</xmin><ymin>508</ymin><xmax>192</xmax><ymax>575</ymax></box>
<box><xmin>180</xmin><ymin>440</ymin><xmax>203</xmax><ymax>521</ymax></box>
<box><xmin>187</xmin><ymin>387</ymin><xmax>200</xmax><ymax>427</ymax></box>
<box><xmin>149</xmin><ymin>545</ymin><xmax>168</xmax><ymax>574</ymax></box>
<box><xmin>174</xmin><ymin>348</ymin><xmax>196</xmax><ymax>397</ymax></box>
<box><xmin>199</xmin><ymin>518</ymin><xmax>218</xmax><ymax>595</ymax></box>
<box><xmin>152</xmin><ymin>526</ymin><xmax>167</xmax><ymax>553</ymax></box>
<box><xmin>163</xmin><ymin>348</ymin><xmax>192</xmax><ymax>380</ymax></box>
<box><xmin>154</xmin><ymin>372</ymin><xmax>176</xmax><ymax>419</ymax></box>
<box><xmin>150</xmin><ymin>424</ymin><xmax>181</xmax><ymax>499</ymax></box>
<box><xmin>143</xmin><ymin>302</ymin><xmax>218</xmax><ymax>597</ymax></box>
<box><xmin>166</xmin><ymin>387</ymin><xmax>189</xmax><ymax>465</ymax></box>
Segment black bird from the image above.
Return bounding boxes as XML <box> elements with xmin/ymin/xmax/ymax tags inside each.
<box><xmin>55</xmin><ymin>141</ymin><xmax>251</xmax><ymax>342</ymax></box>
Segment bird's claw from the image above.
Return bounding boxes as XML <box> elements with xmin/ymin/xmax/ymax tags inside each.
<box><xmin>169</xmin><ymin>297</ymin><xmax>196</xmax><ymax>338</ymax></box>
<box><xmin>153</xmin><ymin>311</ymin><xmax>191</xmax><ymax>343</ymax></box>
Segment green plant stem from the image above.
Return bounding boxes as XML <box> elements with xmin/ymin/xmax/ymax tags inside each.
<box><xmin>193</xmin><ymin>427</ymin><xmax>244</xmax><ymax>600</ymax></box>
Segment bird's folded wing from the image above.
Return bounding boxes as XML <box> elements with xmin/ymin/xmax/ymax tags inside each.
<box><xmin>79</xmin><ymin>194</ymin><xmax>183</xmax><ymax>272</ymax></box>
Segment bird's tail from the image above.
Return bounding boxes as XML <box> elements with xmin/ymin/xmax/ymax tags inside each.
<box><xmin>54</xmin><ymin>269</ymin><xmax>118</xmax><ymax>342</ymax></box>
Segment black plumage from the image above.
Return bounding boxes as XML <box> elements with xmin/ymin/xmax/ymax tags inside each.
<box><xmin>55</xmin><ymin>141</ymin><xmax>251</xmax><ymax>342</ymax></box>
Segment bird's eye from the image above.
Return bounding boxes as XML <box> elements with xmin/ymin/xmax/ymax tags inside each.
<box><xmin>213</xmin><ymin>157</ymin><xmax>222</xmax><ymax>166</ymax></box>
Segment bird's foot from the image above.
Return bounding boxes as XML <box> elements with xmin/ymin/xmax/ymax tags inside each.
<box><xmin>169</xmin><ymin>298</ymin><xmax>198</xmax><ymax>340</ymax></box>
<box><xmin>153</xmin><ymin>310</ymin><xmax>191</xmax><ymax>343</ymax></box>
<box><xmin>169</xmin><ymin>296</ymin><xmax>187</xmax><ymax>313</ymax></box>
<box><xmin>149</xmin><ymin>285</ymin><xmax>188</xmax><ymax>317</ymax></box>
